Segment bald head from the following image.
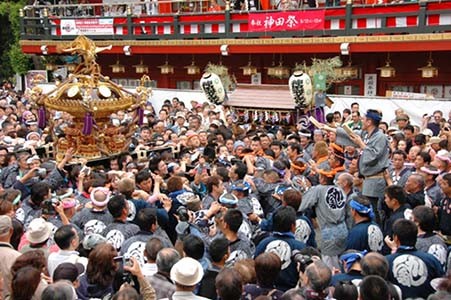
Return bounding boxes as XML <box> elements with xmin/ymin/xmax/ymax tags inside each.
<box><xmin>305</xmin><ymin>260</ymin><xmax>331</xmax><ymax>292</ymax></box>
<box><xmin>156</xmin><ymin>248</ymin><xmax>180</xmax><ymax>274</ymax></box>
<box><xmin>337</xmin><ymin>172</ymin><xmax>353</xmax><ymax>190</ymax></box>
<box><xmin>361</xmin><ymin>252</ymin><xmax>389</xmax><ymax>278</ymax></box>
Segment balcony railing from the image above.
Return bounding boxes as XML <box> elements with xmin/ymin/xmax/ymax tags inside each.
<box><xmin>19</xmin><ymin>0</ymin><xmax>451</xmax><ymax>41</ymax></box>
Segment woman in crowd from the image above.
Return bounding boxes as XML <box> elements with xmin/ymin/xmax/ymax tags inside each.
<box><xmin>242</xmin><ymin>252</ymin><xmax>284</xmax><ymax>299</ymax></box>
<box><xmin>76</xmin><ymin>243</ymin><xmax>118</xmax><ymax>300</ymax></box>
<box><xmin>10</xmin><ymin>250</ymin><xmax>50</xmax><ymax>299</ymax></box>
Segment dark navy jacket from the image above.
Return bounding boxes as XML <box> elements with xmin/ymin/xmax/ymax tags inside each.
<box><xmin>260</xmin><ymin>211</ymin><xmax>316</xmax><ymax>248</ymax></box>
<box><xmin>346</xmin><ymin>220</ymin><xmax>383</xmax><ymax>252</ymax></box>
<box><xmin>386</xmin><ymin>247</ymin><xmax>444</xmax><ymax>299</ymax></box>
<box><xmin>255</xmin><ymin>232</ymin><xmax>305</xmax><ymax>292</ymax></box>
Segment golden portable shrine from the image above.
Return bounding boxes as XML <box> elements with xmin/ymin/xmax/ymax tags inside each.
<box><xmin>30</xmin><ymin>36</ymin><xmax>150</xmax><ymax>162</ymax></box>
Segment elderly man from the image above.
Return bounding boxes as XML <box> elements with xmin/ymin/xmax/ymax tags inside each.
<box><xmin>298</xmin><ymin>260</ymin><xmax>332</xmax><ymax>299</ymax></box>
<box><xmin>0</xmin><ymin>215</ymin><xmax>21</xmax><ymax>299</ymax></box>
<box><xmin>404</xmin><ymin>173</ymin><xmax>426</xmax><ymax>208</ymax></box>
<box><xmin>147</xmin><ymin>248</ymin><xmax>181</xmax><ymax>300</ymax></box>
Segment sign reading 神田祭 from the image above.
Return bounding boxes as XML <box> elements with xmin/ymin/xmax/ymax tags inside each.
<box><xmin>248</xmin><ymin>10</ymin><xmax>325</xmax><ymax>32</ymax></box>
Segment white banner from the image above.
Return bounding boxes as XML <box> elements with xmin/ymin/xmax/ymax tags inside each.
<box><xmin>326</xmin><ymin>95</ymin><xmax>450</xmax><ymax>127</ymax></box>
<box><xmin>60</xmin><ymin>19</ymin><xmax>114</xmax><ymax>36</ymax></box>
<box><xmin>364</xmin><ymin>74</ymin><xmax>377</xmax><ymax>97</ymax></box>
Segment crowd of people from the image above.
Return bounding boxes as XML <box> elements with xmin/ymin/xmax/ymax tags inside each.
<box><xmin>0</xmin><ymin>81</ymin><xmax>451</xmax><ymax>300</ymax></box>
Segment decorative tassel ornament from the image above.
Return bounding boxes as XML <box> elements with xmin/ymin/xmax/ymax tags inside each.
<box><xmin>38</xmin><ymin>107</ymin><xmax>46</xmax><ymax>129</ymax></box>
<box><xmin>82</xmin><ymin>112</ymin><xmax>93</xmax><ymax>135</ymax></box>
<box><xmin>137</xmin><ymin>107</ymin><xmax>144</xmax><ymax>126</ymax></box>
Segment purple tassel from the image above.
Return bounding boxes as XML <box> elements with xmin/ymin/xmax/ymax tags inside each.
<box><xmin>137</xmin><ymin>107</ymin><xmax>144</xmax><ymax>126</ymax></box>
<box><xmin>38</xmin><ymin>107</ymin><xmax>46</xmax><ymax>129</ymax></box>
<box><xmin>82</xmin><ymin>112</ymin><xmax>93</xmax><ymax>135</ymax></box>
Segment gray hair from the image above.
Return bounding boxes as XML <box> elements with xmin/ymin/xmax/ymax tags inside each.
<box><xmin>305</xmin><ymin>260</ymin><xmax>331</xmax><ymax>293</ymax></box>
<box><xmin>156</xmin><ymin>248</ymin><xmax>181</xmax><ymax>274</ymax></box>
<box><xmin>338</xmin><ymin>172</ymin><xmax>353</xmax><ymax>188</ymax></box>
<box><xmin>410</xmin><ymin>173</ymin><xmax>425</xmax><ymax>190</ymax></box>
<box><xmin>41</xmin><ymin>281</ymin><xmax>76</xmax><ymax>300</ymax></box>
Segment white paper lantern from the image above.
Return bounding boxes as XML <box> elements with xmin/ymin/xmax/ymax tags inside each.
<box><xmin>289</xmin><ymin>71</ymin><xmax>313</xmax><ymax>109</ymax></box>
<box><xmin>200</xmin><ymin>72</ymin><xmax>225</xmax><ymax>105</ymax></box>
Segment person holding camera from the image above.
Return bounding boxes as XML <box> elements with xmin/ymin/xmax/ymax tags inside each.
<box><xmin>14</xmin><ymin>148</ymin><xmax>74</xmax><ymax>194</ymax></box>
<box><xmin>112</xmin><ymin>256</ymin><xmax>157</xmax><ymax>300</ymax></box>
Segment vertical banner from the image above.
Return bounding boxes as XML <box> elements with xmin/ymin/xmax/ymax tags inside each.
<box><xmin>364</xmin><ymin>73</ymin><xmax>377</xmax><ymax>96</ymax></box>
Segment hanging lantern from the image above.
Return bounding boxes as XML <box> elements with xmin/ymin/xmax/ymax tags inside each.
<box><xmin>266</xmin><ymin>54</ymin><xmax>276</xmax><ymax>76</ymax></box>
<box><xmin>418</xmin><ymin>53</ymin><xmax>438</xmax><ymax>78</ymax></box>
<box><xmin>272</xmin><ymin>62</ymin><xmax>290</xmax><ymax>79</ymax></box>
<box><xmin>289</xmin><ymin>71</ymin><xmax>313</xmax><ymax>109</ymax></box>
<box><xmin>268</xmin><ymin>55</ymin><xmax>290</xmax><ymax>79</ymax></box>
<box><xmin>240</xmin><ymin>55</ymin><xmax>257</xmax><ymax>76</ymax></box>
<box><xmin>200</xmin><ymin>72</ymin><xmax>225</xmax><ymax>105</ymax></box>
<box><xmin>339</xmin><ymin>59</ymin><xmax>359</xmax><ymax>78</ymax></box>
<box><xmin>158</xmin><ymin>55</ymin><xmax>174</xmax><ymax>74</ymax></box>
<box><xmin>110</xmin><ymin>58</ymin><xmax>125</xmax><ymax>73</ymax></box>
<box><xmin>377</xmin><ymin>54</ymin><xmax>396</xmax><ymax>78</ymax></box>
<box><xmin>133</xmin><ymin>58</ymin><xmax>149</xmax><ymax>74</ymax></box>
<box><xmin>184</xmin><ymin>56</ymin><xmax>200</xmax><ymax>75</ymax></box>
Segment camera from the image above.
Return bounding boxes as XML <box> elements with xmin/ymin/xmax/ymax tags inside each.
<box><xmin>114</xmin><ymin>255</ymin><xmax>133</xmax><ymax>283</ymax></box>
<box><xmin>176</xmin><ymin>206</ymin><xmax>190</xmax><ymax>222</ymax></box>
<box><xmin>36</xmin><ymin>167</ymin><xmax>47</xmax><ymax>177</ymax></box>
<box><xmin>80</xmin><ymin>165</ymin><xmax>91</xmax><ymax>176</ymax></box>
<box><xmin>291</xmin><ymin>250</ymin><xmax>314</xmax><ymax>273</ymax></box>
<box><xmin>41</xmin><ymin>197</ymin><xmax>59</xmax><ymax>215</ymax></box>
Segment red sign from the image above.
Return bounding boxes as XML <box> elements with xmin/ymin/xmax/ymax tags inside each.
<box><xmin>60</xmin><ymin>19</ymin><xmax>114</xmax><ymax>36</ymax></box>
<box><xmin>248</xmin><ymin>11</ymin><xmax>325</xmax><ymax>31</ymax></box>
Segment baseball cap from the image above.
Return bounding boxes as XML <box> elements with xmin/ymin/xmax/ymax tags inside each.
<box><xmin>0</xmin><ymin>215</ymin><xmax>12</xmax><ymax>235</ymax></box>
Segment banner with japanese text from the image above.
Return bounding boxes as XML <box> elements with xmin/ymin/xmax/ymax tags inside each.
<box><xmin>248</xmin><ymin>10</ymin><xmax>325</xmax><ymax>31</ymax></box>
<box><xmin>60</xmin><ymin>19</ymin><xmax>114</xmax><ymax>35</ymax></box>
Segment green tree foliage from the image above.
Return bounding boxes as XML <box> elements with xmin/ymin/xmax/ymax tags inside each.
<box><xmin>0</xmin><ymin>1</ymin><xmax>31</xmax><ymax>81</ymax></box>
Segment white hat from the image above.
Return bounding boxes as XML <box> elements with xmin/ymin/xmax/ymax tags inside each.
<box><xmin>170</xmin><ymin>257</ymin><xmax>204</xmax><ymax>286</ymax></box>
<box><xmin>26</xmin><ymin>218</ymin><xmax>53</xmax><ymax>244</ymax></box>
<box><xmin>421</xmin><ymin>128</ymin><xmax>433</xmax><ymax>137</ymax></box>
